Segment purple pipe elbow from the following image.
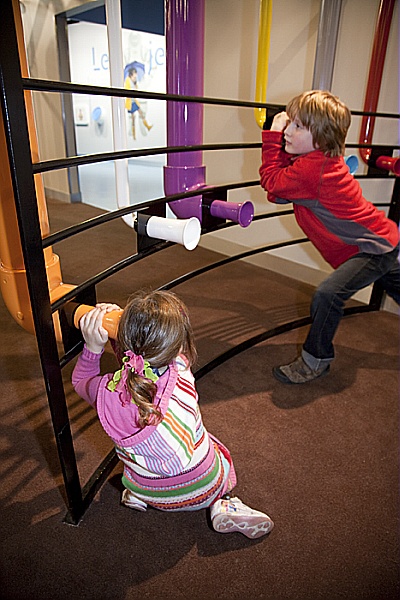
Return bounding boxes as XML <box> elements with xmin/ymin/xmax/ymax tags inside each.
<box><xmin>163</xmin><ymin>165</ymin><xmax>205</xmax><ymax>220</ymax></box>
<box><xmin>210</xmin><ymin>200</ymin><xmax>254</xmax><ymax>228</ymax></box>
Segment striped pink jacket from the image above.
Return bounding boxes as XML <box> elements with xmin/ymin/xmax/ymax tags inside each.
<box><xmin>72</xmin><ymin>346</ymin><xmax>236</xmax><ymax>510</ymax></box>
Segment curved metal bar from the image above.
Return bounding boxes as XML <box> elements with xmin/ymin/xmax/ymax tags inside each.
<box><xmin>43</xmin><ymin>165</ymin><xmax>393</xmax><ymax>249</ymax></box>
<box><xmin>33</xmin><ymin>140</ymin><xmax>400</xmax><ymax>176</ymax></box>
<box><xmin>51</xmin><ymin>239</ymin><xmax>172</xmax><ymax>313</ymax></box>
<box><xmin>160</xmin><ymin>237</ymin><xmax>308</xmax><ymax>291</ymax></box>
<box><xmin>33</xmin><ymin>143</ymin><xmax>262</xmax><ymax>175</ymax></box>
<box><xmin>24</xmin><ymin>76</ymin><xmax>283</xmax><ymax>110</ymax></box>
<box><xmin>346</xmin><ymin>142</ymin><xmax>400</xmax><ymax>148</ymax></box>
<box><xmin>195</xmin><ymin>317</ymin><xmax>312</xmax><ymax>381</ymax></box>
<box><xmin>24</xmin><ymin>77</ymin><xmax>399</xmax><ymax>119</ymax></box>
<box><xmin>194</xmin><ymin>303</ymin><xmax>377</xmax><ymax>381</ymax></box>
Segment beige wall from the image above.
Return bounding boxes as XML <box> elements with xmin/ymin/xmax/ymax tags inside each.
<box><xmin>203</xmin><ymin>0</ymin><xmax>397</xmax><ymax>180</ymax></box>
<box><xmin>201</xmin><ymin>0</ymin><xmax>398</xmax><ymax>311</ymax></box>
<box><xmin>19</xmin><ymin>0</ymin><xmax>399</xmax><ymax>308</ymax></box>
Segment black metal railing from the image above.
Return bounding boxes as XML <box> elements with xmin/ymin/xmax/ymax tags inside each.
<box><xmin>1</xmin><ymin>0</ymin><xmax>399</xmax><ymax>524</ymax></box>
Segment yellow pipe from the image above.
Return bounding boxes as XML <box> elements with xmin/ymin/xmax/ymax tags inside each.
<box><xmin>254</xmin><ymin>0</ymin><xmax>273</xmax><ymax>129</ymax></box>
<box><xmin>0</xmin><ymin>0</ymin><xmax>76</xmax><ymax>338</ymax></box>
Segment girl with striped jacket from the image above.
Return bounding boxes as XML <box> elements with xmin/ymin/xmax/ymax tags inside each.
<box><xmin>72</xmin><ymin>290</ymin><xmax>273</xmax><ymax>539</ymax></box>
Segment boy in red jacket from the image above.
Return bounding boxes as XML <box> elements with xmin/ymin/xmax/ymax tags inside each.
<box><xmin>259</xmin><ymin>90</ymin><xmax>400</xmax><ymax>384</ymax></box>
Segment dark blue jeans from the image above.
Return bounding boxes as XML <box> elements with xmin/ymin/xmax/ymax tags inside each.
<box><xmin>302</xmin><ymin>245</ymin><xmax>400</xmax><ymax>369</ymax></box>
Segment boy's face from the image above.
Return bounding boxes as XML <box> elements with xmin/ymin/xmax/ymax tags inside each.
<box><xmin>284</xmin><ymin>116</ymin><xmax>317</xmax><ymax>155</ymax></box>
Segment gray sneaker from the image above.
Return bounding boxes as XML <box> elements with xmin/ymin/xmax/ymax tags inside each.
<box><xmin>273</xmin><ymin>356</ymin><xmax>330</xmax><ymax>384</ymax></box>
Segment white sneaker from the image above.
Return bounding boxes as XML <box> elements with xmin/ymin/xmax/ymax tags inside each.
<box><xmin>210</xmin><ymin>496</ymin><xmax>274</xmax><ymax>539</ymax></box>
<box><xmin>121</xmin><ymin>489</ymin><xmax>147</xmax><ymax>512</ymax></box>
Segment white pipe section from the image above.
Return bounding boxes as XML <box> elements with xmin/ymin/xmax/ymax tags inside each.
<box><xmin>312</xmin><ymin>0</ymin><xmax>343</xmax><ymax>91</ymax></box>
<box><xmin>145</xmin><ymin>216</ymin><xmax>201</xmax><ymax>251</ymax></box>
<box><xmin>105</xmin><ymin>0</ymin><xmax>133</xmax><ymax>228</ymax></box>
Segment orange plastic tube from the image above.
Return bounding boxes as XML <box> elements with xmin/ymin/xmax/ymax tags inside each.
<box><xmin>73</xmin><ymin>305</ymin><xmax>123</xmax><ymax>340</ymax></box>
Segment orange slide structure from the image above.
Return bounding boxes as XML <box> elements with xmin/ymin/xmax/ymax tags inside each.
<box><xmin>0</xmin><ymin>0</ymin><xmax>75</xmax><ymax>339</ymax></box>
<box><xmin>0</xmin><ymin>0</ymin><xmax>119</xmax><ymax>340</ymax></box>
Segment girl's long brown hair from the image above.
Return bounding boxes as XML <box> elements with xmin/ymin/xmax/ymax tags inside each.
<box><xmin>117</xmin><ymin>290</ymin><xmax>197</xmax><ymax>427</ymax></box>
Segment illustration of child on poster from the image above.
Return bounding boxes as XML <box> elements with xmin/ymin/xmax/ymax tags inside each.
<box><xmin>124</xmin><ymin>61</ymin><xmax>153</xmax><ymax>139</ymax></box>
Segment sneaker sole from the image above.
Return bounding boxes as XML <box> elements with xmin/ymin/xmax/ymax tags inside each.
<box><xmin>121</xmin><ymin>490</ymin><xmax>147</xmax><ymax>512</ymax></box>
<box><xmin>121</xmin><ymin>500</ymin><xmax>147</xmax><ymax>512</ymax></box>
<box><xmin>272</xmin><ymin>364</ymin><xmax>330</xmax><ymax>384</ymax></box>
<box><xmin>212</xmin><ymin>514</ymin><xmax>274</xmax><ymax>539</ymax></box>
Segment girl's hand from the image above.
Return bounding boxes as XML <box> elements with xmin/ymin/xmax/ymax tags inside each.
<box><xmin>79</xmin><ymin>306</ymin><xmax>110</xmax><ymax>354</ymax></box>
<box><xmin>95</xmin><ymin>302</ymin><xmax>122</xmax><ymax>313</ymax></box>
<box><xmin>271</xmin><ymin>111</ymin><xmax>289</xmax><ymax>132</ymax></box>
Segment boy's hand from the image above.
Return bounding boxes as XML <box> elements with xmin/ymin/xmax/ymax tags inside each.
<box><xmin>79</xmin><ymin>306</ymin><xmax>110</xmax><ymax>354</ymax></box>
<box><xmin>271</xmin><ymin>111</ymin><xmax>289</xmax><ymax>132</ymax></box>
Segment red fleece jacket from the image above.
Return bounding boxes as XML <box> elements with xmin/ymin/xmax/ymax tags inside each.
<box><xmin>259</xmin><ymin>130</ymin><xmax>399</xmax><ymax>269</ymax></box>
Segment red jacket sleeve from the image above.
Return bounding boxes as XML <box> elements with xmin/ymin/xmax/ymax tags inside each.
<box><xmin>259</xmin><ymin>130</ymin><xmax>323</xmax><ymax>203</ymax></box>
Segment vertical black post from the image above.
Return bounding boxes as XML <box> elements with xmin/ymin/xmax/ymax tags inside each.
<box><xmin>201</xmin><ymin>189</ymin><xmax>228</xmax><ymax>231</ymax></box>
<box><xmin>386</xmin><ymin>173</ymin><xmax>400</xmax><ymax>225</ymax></box>
<box><xmin>0</xmin><ymin>0</ymin><xmax>83</xmax><ymax>523</ymax></box>
<box><xmin>367</xmin><ymin>151</ymin><xmax>399</xmax><ymax>310</ymax></box>
<box><xmin>137</xmin><ymin>203</ymin><xmax>166</xmax><ymax>251</ymax></box>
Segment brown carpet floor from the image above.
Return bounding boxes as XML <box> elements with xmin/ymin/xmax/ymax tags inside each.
<box><xmin>0</xmin><ymin>198</ymin><xmax>399</xmax><ymax>600</ymax></box>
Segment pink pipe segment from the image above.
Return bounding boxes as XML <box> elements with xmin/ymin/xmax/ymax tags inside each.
<box><xmin>359</xmin><ymin>0</ymin><xmax>398</xmax><ymax>174</ymax></box>
<box><xmin>164</xmin><ymin>0</ymin><xmax>206</xmax><ymax>220</ymax></box>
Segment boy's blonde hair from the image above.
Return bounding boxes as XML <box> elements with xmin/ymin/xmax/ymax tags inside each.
<box><xmin>286</xmin><ymin>90</ymin><xmax>351</xmax><ymax>157</ymax></box>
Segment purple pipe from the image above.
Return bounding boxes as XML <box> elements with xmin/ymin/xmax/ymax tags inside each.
<box><xmin>164</xmin><ymin>0</ymin><xmax>206</xmax><ymax>220</ymax></box>
<box><xmin>163</xmin><ymin>0</ymin><xmax>255</xmax><ymax>227</ymax></box>
<box><xmin>210</xmin><ymin>200</ymin><xmax>254</xmax><ymax>228</ymax></box>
